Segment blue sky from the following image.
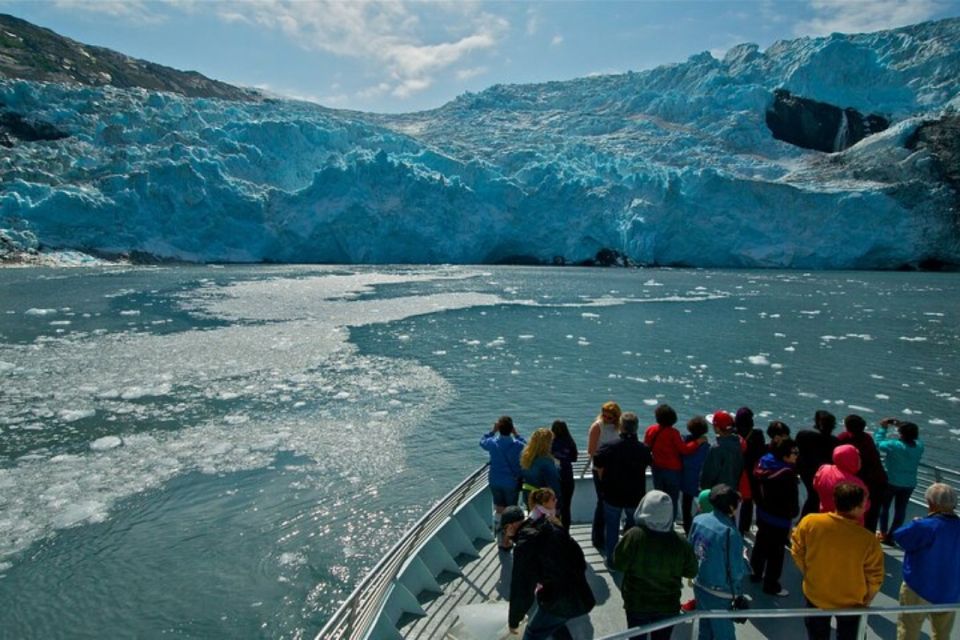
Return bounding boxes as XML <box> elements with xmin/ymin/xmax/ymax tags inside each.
<box><xmin>3</xmin><ymin>0</ymin><xmax>960</xmax><ymax>113</ymax></box>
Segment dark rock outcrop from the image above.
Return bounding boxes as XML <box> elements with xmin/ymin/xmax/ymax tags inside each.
<box><xmin>576</xmin><ymin>248</ymin><xmax>631</xmax><ymax>267</ymax></box>
<box><xmin>0</xmin><ymin>110</ymin><xmax>69</xmax><ymax>142</ymax></box>
<box><xmin>0</xmin><ymin>13</ymin><xmax>259</xmax><ymax>101</ymax></box>
<box><xmin>906</xmin><ymin>114</ymin><xmax>960</xmax><ymax>211</ymax></box>
<box><xmin>766</xmin><ymin>89</ymin><xmax>889</xmax><ymax>152</ymax></box>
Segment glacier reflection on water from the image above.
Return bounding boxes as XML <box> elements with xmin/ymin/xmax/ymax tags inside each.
<box><xmin>0</xmin><ymin>265</ymin><xmax>958</xmax><ymax>638</ymax></box>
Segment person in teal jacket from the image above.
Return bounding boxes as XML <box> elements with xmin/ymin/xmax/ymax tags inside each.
<box><xmin>876</xmin><ymin>418</ymin><xmax>925</xmax><ymax>544</ymax></box>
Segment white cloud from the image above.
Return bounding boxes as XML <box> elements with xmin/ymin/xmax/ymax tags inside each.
<box><xmin>551</xmin><ymin>34</ymin><xmax>564</xmax><ymax>46</ymax></box>
<box><xmin>210</xmin><ymin>0</ymin><xmax>507</xmax><ymax>100</ymax></box>
<box><xmin>795</xmin><ymin>0</ymin><xmax>946</xmax><ymax>36</ymax></box>
<box><xmin>526</xmin><ymin>8</ymin><xmax>540</xmax><ymax>35</ymax></box>
<box><xmin>456</xmin><ymin>66</ymin><xmax>488</xmax><ymax>81</ymax></box>
<box><xmin>52</xmin><ymin>0</ymin><xmax>172</xmax><ymax>24</ymax></box>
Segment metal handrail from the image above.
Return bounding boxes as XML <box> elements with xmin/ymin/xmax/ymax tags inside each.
<box><xmin>597</xmin><ymin>602</ymin><xmax>960</xmax><ymax>640</ymax></box>
<box><xmin>316</xmin><ymin>464</ymin><xmax>491</xmax><ymax>640</ymax></box>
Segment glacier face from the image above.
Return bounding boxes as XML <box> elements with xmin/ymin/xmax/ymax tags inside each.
<box><xmin>1</xmin><ymin>18</ymin><xmax>960</xmax><ymax>268</ymax></box>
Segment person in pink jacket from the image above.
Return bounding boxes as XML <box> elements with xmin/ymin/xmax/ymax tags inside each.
<box><xmin>813</xmin><ymin>444</ymin><xmax>870</xmax><ymax>525</ymax></box>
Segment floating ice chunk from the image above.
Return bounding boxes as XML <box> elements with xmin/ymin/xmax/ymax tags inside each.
<box><xmin>899</xmin><ymin>337</ymin><xmax>928</xmax><ymax>342</ymax></box>
<box><xmin>577</xmin><ymin>339</ymin><xmax>590</xmax><ymax>346</ymax></box>
<box><xmin>465</xmin><ymin>339</ymin><xmax>481</xmax><ymax>346</ymax></box>
<box><xmin>581</xmin><ymin>313</ymin><xmax>600</xmax><ymax>318</ymax></box>
<box><xmin>784</xmin><ymin>346</ymin><xmax>795</xmax><ymax>352</ymax></box>
<box><xmin>748</xmin><ymin>354</ymin><xmax>770</xmax><ymax>366</ymax></box>
<box><xmin>224</xmin><ymin>414</ymin><xmax>250</xmax><ymax>425</ymax></box>
<box><xmin>774</xmin><ymin>332</ymin><xmax>786</xmax><ymax>338</ymax></box>
<box><xmin>924</xmin><ymin>312</ymin><xmax>945</xmax><ymax>317</ymax></box>
<box><xmin>50</xmin><ymin>320</ymin><xmax>71</xmax><ymax>326</ymax></box>
<box><xmin>90</xmin><ymin>436</ymin><xmax>122</xmax><ymax>451</ymax></box>
<box><xmin>848</xmin><ymin>405</ymin><xmax>873</xmax><ymax>413</ymax></box>
<box><xmin>770</xmin><ymin>363</ymin><xmax>783</xmax><ymax>370</ymax></box>
<box><xmin>432</xmin><ymin>350</ymin><xmax>447</xmax><ymax>355</ymax></box>
<box><xmin>59</xmin><ymin>409</ymin><xmax>95</xmax><ymax>422</ymax></box>
<box><xmin>510</xmin><ymin>369</ymin><xmax>520</xmax><ymax>375</ymax></box>
<box><xmin>53</xmin><ymin>500</ymin><xmax>108</xmax><ymax>528</ymax></box>
<box><xmin>120</xmin><ymin>384</ymin><xmax>172</xmax><ymax>400</ymax></box>
<box><xmin>870</xmin><ymin>374</ymin><xmax>885</xmax><ymax>380</ymax></box>
<box><xmin>518</xmin><ymin>335</ymin><xmax>534</xmax><ymax>340</ymax></box>
<box><xmin>25</xmin><ymin>308</ymin><xmax>57</xmax><ymax>316</ymax></box>
<box><xmin>278</xmin><ymin>552</ymin><xmax>307</xmax><ymax>567</ymax></box>
<box><xmin>119</xmin><ymin>310</ymin><xmax>140</xmax><ymax>316</ymax></box>
<box><xmin>800</xmin><ymin>310</ymin><xmax>821</xmax><ymax>316</ymax></box>
<box><xmin>929</xmin><ymin>418</ymin><xmax>947</xmax><ymax>426</ymax></box>
<box><xmin>643</xmin><ymin>399</ymin><xmax>658</xmax><ymax>406</ymax></box>
<box><xmin>333</xmin><ymin>391</ymin><xmax>351</xmax><ymax>400</ymax></box>
<box><xmin>644</xmin><ymin>320</ymin><xmax>655</xmax><ymax>325</ymax></box>
<box><xmin>397</xmin><ymin>334</ymin><xmax>411</xmax><ymax>341</ymax></box>
<box><xmin>875</xmin><ymin>394</ymin><xmax>889</xmax><ymax>400</ymax></box>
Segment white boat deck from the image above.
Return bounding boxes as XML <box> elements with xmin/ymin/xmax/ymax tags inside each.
<box><xmin>401</xmin><ymin>522</ymin><xmax>957</xmax><ymax>640</ymax></box>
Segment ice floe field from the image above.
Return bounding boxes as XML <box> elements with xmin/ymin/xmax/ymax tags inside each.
<box><xmin>0</xmin><ymin>265</ymin><xmax>957</xmax><ymax>638</ymax></box>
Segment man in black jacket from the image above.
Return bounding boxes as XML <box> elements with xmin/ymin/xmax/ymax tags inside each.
<box><xmin>795</xmin><ymin>410</ymin><xmax>838</xmax><ymax>516</ymax></box>
<box><xmin>507</xmin><ymin>512</ymin><xmax>596</xmax><ymax>638</ymax></box>
<box><xmin>593</xmin><ymin>411</ymin><xmax>653</xmax><ymax>565</ymax></box>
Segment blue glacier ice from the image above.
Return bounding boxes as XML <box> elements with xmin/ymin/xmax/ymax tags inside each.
<box><xmin>2</xmin><ymin>18</ymin><xmax>960</xmax><ymax>268</ymax></box>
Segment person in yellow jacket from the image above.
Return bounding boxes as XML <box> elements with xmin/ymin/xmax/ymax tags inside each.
<box><xmin>791</xmin><ymin>482</ymin><xmax>884</xmax><ymax>640</ymax></box>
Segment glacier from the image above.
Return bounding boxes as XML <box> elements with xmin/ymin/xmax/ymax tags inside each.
<box><xmin>2</xmin><ymin>18</ymin><xmax>960</xmax><ymax>268</ymax></box>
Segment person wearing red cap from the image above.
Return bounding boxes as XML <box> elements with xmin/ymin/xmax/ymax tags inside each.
<box><xmin>699</xmin><ymin>411</ymin><xmax>745</xmax><ymax>492</ymax></box>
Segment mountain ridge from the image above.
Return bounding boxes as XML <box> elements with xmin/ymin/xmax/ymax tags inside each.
<box><xmin>0</xmin><ymin>13</ymin><xmax>259</xmax><ymax>101</ymax></box>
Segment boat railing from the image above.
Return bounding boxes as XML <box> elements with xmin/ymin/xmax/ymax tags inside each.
<box><xmin>316</xmin><ymin>464</ymin><xmax>491</xmax><ymax>640</ymax></box>
<box><xmin>913</xmin><ymin>461</ymin><xmax>960</xmax><ymax>504</ymax></box>
<box><xmin>596</xmin><ymin>602</ymin><xmax>960</xmax><ymax>640</ymax></box>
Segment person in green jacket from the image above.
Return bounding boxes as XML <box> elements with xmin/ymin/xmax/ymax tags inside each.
<box><xmin>613</xmin><ymin>490</ymin><xmax>699</xmax><ymax>640</ymax></box>
<box><xmin>876</xmin><ymin>418</ymin><xmax>925</xmax><ymax>544</ymax></box>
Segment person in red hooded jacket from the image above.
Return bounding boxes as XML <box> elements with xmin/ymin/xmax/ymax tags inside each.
<box><xmin>813</xmin><ymin>444</ymin><xmax>870</xmax><ymax>525</ymax></box>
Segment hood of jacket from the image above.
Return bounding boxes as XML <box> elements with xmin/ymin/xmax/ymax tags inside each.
<box><xmin>832</xmin><ymin>443</ymin><xmax>861</xmax><ymax>474</ymax></box>
<box><xmin>755</xmin><ymin>452</ymin><xmax>792</xmax><ymax>480</ymax></box>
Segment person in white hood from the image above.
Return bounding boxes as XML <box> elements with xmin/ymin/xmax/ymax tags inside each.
<box><xmin>613</xmin><ymin>490</ymin><xmax>699</xmax><ymax>639</ymax></box>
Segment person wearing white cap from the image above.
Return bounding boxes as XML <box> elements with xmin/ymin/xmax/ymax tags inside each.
<box><xmin>613</xmin><ymin>490</ymin><xmax>698</xmax><ymax>640</ymax></box>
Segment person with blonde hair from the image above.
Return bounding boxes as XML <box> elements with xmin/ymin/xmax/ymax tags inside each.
<box><xmin>588</xmin><ymin>401</ymin><xmax>622</xmax><ymax>549</ymax></box>
<box><xmin>521</xmin><ymin>428</ymin><xmax>561</xmax><ymax>507</ymax></box>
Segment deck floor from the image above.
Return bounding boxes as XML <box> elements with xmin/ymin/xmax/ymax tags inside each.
<box><xmin>399</xmin><ymin>523</ymin><xmax>958</xmax><ymax>640</ymax></box>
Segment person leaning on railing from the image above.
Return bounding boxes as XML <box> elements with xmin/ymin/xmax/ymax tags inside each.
<box><xmin>893</xmin><ymin>482</ymin><xmax>960</xmax><ymax>640</ymax></box>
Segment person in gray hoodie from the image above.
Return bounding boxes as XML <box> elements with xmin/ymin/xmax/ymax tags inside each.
<box><xmin>613</xmin><ymin>491</ymin><xmax>699</xmax><ymax>640</ymax></box>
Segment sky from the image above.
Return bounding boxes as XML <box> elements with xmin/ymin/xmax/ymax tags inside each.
<box><xmin>3</xmin><ymin>0</ymin><xmax>960</xmax><ymax>113</ymax></box>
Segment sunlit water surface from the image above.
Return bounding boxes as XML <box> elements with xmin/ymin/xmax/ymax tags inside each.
<box><xmin>0</xmin><ymin>265</ymin><xmax>957</xmax><ymax>638</ymax></box>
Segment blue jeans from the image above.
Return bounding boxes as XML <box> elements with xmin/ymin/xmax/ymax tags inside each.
<box><xmin>523</xmin><ymin>606</ymin><xmax>574</xmax><ymax>640</ymax></box>
<box><xmin>652</xmin><ymin>468</ymin><xmax>681</xmax><ymax>516</ymax></box>
<box><xmin>694</xmin><ymin>585</ymin><xmax>736</xmax><ymax>640</ymax></box>
<box><xmin>879</xmin><ymin>484</ymin><xmax>914</xmax><ymax>535</ymax></box>
<box><xmin>604</xmin><ymin>501</ymin><xmax>636</xmax><ymax>563</ymax></box>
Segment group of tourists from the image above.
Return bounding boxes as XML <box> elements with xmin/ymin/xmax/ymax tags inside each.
<box><xmin>480</xmin><ymin>403</ymin><xmax>960</xmax><ymax>640</ymax></box>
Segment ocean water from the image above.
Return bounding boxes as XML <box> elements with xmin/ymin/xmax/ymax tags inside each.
<box><xmin>0</xmin><ymin>265</ymin><xmax>957</xmax><ymax>639</ymax></box>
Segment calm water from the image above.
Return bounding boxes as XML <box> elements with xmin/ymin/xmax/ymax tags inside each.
<box><xmin>0</xmin><ymin>265</ymin><xmax>958</xmax><ymax>639</ymax></box>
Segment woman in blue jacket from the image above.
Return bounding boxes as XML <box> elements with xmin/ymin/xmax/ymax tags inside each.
<box><xmin>480</xmin><ymin>416</ymin><xmax>526</xmax><ymax>545</ymax></box>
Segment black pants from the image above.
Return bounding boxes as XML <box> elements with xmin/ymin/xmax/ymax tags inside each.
<box><xmin>863</xmin><ymin>481</ymin><xmax>886</xmax><ymax>533</ymax></box>
<box><xmin>750</xmin><ymin>521</ymin><xmax>789</xmax><ymax>593</ymax></box>
<box><xmin>626</xmin><ymin>611</ymin><xmax>673</xmax><ymax>640</ymax></box>
<box><xmin>804</xmin><ymin>600</ymin><xmax>861</xmax><ymax>640</ymax></box>
<box><xmin>681</xmin><ymin>492</ymin><xmax>695</xmax><ymax>534</ymax></box>
<box><xmin>592</xmin><ymin>473</ymin><xmax>605</xmax><ymax>548</ymax></box>
<box><xmin>559</xmin><ymin>468</ymin><xmax>575</xmax><ymax>533</ymax></box>
<box><xmin>801</xmin><ymin>474</ymin><xmax>820</xmax><ymax>517</ymax></box>
<box><xmin>739</xmin><ymin>498</ymin><xmax>754</xmax><ymax>534</ymax></box>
